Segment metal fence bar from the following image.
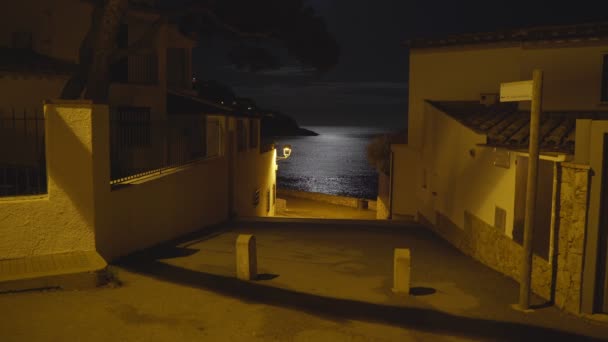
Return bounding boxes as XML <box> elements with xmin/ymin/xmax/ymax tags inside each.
<box><xmin>0</xmin><ymin>107</ymin><xmax>47</xmax><ymax>197</ymax></box>
<box><xmin>109</xmin><ymin>109</ymin><xmax>210</xmax><ymax>186</ymax></box>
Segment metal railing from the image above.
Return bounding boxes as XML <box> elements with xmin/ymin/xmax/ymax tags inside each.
<box><xmin>0</xmin><ymin>108</ymin><xmax>46</xmax><ymax>197</ymax></box>
<box><xmin>110</xmin><ymin>53</ymin><xmax>158</xmax><ymax>85</ymax></box>
<box><xmin>110</xmin><ymin>108</ymin><xmax>211</xmax><ymax>185</ymax></box>
<box><xmin>129</xmin><ymin>53</ymin><xmax>158</xmax><ymax>84</ymax></box>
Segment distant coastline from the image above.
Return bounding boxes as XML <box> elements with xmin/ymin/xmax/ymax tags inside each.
<box><xmin>261</xmin><ymin>111</ymin><xmax>319</xmax><ymax>137</ymax></box>
<box><xmin>274</xmin><ymin>126</ymin><xmax>391</xmax><ymax>200</ymax></box>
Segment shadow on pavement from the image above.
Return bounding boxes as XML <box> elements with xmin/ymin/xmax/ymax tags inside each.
<box><xmin>410</xmin><ymin>287</ymin><xmax>436</xmax><ymax>296</ymax></box>
<box><xmin>118</xmin><ymin>248</ymin><xmax>604</xmax><ymax>342</ymax></box>
<box><xmin>255</xmin><ymin>273</ymin><xmax>279</xmax><ymax>281</ymax></box>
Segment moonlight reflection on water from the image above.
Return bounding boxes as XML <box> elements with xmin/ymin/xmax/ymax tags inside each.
<box><xmin>274</xmin><ymin>126</ymin><xmax>392</xmax><ymax>200</ymax></box>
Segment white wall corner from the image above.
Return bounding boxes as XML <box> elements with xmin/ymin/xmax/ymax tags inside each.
<box><xmin>574</xmin><ymin>119</ymin><xmax>592</xmax><ymax>165</ymax></box>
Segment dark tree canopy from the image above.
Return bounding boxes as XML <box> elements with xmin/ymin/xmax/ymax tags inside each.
<box><xmin>61</xmin><ymin>0</ymin><xmax>339</xmax><ymax>103</ymax></box>
<box><xmin>178</xmin><ymin>0</ymin><xmax>340</xmax><ymax>72</ymax></box>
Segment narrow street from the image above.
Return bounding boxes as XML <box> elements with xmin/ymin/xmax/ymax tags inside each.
<box><xmin>1</xmin><ymin>219</ymin><xmax>606</xmax><ymax>341</ymax></box>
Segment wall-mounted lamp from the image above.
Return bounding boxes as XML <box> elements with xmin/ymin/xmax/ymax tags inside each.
<box><xmin>277</xmin><ymin>144</ymin><xmax>292</xmax><ymax>160</ymax></box>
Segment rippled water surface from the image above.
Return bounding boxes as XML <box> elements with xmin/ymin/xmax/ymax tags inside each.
<box><xmin>274</xmin><ymin>126</ymin><xmax>391</xmax><ymax>200</ymax></box>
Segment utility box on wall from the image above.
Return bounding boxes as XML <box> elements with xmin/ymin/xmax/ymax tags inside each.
<box><xmin>493</xmin><ymin>148</ymin><xmax>510</xmax><ymax>169</ymax></box>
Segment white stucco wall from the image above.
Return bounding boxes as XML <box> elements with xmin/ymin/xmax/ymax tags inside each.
<box><xmin>408</xmin><ymin>46</ymin><xmax>522</xmax><ymax>149</ymax></box>
<box><xmin>520</xmin><ymin>45</ymin><xmax>608</xmax><ymax>111</ymax></box>
<box><xmin>0</xmin><ymin>101</ymin><xmax>101</xmax><ymax>259</ymax></box>
<box><xmin>95</xmin><ymin>110</ymin><xmax>232</xmax><ymax>261</ymax></box>
<box><xmin>403</xmin><ymin>40</ymin><xmax>608</xmax><ymax>231</ymax></box>
<box><xmin>96</xmin><ymin>158</ymin><xmax>230</xmax><ymax>261</ymax></box>
<box><xmin>0</xmin><ymin>102</ymin><xmax>231</xmax><ymax>262</ymax></box>
<box><xmin>231</xmin><ymin>117</ymin><xmax>277</xmax><ymax>217</ymax></box>
<box><xmin>1</xmin><ymin>0</ymin><xmax>178</xmax><ymax>120</ymax></box>
<box><xmin>417</xmin><ymin>103</ymin><xmax>518</xmax><ymax>233</ymax></box>
<box><xmin>0</xmin><ymin>0</ymin><xmax>92</xmax><ymax>60</ymax></box>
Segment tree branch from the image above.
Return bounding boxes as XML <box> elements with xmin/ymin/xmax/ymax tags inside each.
<box><xmin>189</xmin><ymin>6</ymin><xmax>273</xmax><ymax>39</ymax></box>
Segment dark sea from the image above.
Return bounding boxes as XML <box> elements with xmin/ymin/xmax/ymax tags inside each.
<box><xmin>274</xmin><ymin>126</ymin><xmax>392</xmax><ymax>200</ymax></box>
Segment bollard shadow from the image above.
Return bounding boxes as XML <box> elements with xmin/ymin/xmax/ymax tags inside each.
<box><xmin>254</xmin><ymin>273</ymin><xmax>279</xmax><ymax>281</ymax></box>
<box><xmin>410</xmin><ymin>287</ymin><xmax>436</xmax><ymax>296</ymax></box>
<box><xmin>148</xmin><ymin>246</ymin><xmax>199</xmax><ymax>260</ymax></box>
<box><xmin>118</xmin><ymin>255</ymin><xmax>605</xmax><ymax>342</ymax></box>
<box><xmin>530</xmin><ymin>301</ymin><xmax>554</xmax><ymax>310</ymax></box>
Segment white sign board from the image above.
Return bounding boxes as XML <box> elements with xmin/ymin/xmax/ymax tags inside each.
<box><xmin>500</xmin><ymin>80</ymin><xmax>533</xmax><ymax>102</ymax></box>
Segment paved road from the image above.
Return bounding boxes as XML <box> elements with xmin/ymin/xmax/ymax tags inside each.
<box><xmin>1</xmin><ymin>221</ymin><xmax>607</xmax><ymax>341</ymax></box>
<box><xmin>276</xmin><ymin>195</ymin><xmax>377</xmax><ymax>220</ymax></box>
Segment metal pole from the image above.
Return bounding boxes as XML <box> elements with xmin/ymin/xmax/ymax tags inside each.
<box><xmin>519</xmin><ymin>69</ymin><xmax>543</xmax><ymax>310</ymax></box>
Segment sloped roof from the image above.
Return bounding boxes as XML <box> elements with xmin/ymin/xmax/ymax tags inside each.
<box><xmin>167</xmin><ymin>89</ymin><xmax>233</xmax><ymax>115</ymax></box>
<box><xmin>0</xmin><ymin>48</ymin><xmax>76</xmax><ymax>76</ymax></box>
<box><xmin>166</xmin><ymin>89</ymin><xmax>263</xmax><ymax>118</ymax></box>
<box><xmin>408</xmin><ymin>22</ymin><xmax>608</xmax><ymax>49</ymax></box>
<box><xmin>427</xmin><ymin>100</ymin><xmax>608</xmax><ymax>154</ymax></box>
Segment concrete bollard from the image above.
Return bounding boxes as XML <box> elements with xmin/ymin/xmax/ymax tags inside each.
<box><xmin>357</xmin><ymin>198</ymin><xmax>368</xmax><ymax>210</ymax></box>
<box><xmin>236</xmin><ymin>234</ymin><xmax>257</xmax><ymax>280</ymax></box>
<box><xmin>392</xmin><ymin>248</ymin><xmax>410</xmax><ymax>294</ymax></box>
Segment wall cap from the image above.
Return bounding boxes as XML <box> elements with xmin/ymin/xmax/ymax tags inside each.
<box><xmin>561</xmin><ymin>162</ymin><xmax>591</xmax><ymax>170</ymax></box>
<box><xmin>43</xmin><ymin>99</ymin><xmax>94</xmax><ymax>105</ymax></box>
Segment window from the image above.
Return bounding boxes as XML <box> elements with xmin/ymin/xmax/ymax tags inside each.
<box><xmin>111</xmin><ymin>24</ymin><xmax>158</xmax><ymax>85</ymax></box>
<box><xmin>237</xmin><ymin>119</ymin><xmax>247</xmax><ymax>152</ymax></box>
<box><xmin>272</xmin><ymin>184</ymin><xmax>276</xmax><ymax>204</ymax></box>
<box><xmin>111</xmin><ymin>106</ymin><xmax>151</xmax><ymax>148</ymax></box>
<box><xmin>249</xmin><ymin>119</ymin><xmax>259</xmax><ymax>149</ymax></box>
<box><xmin>266</xmin><ymin>188</ymin><xmax>271</xmax><ymax>213</ymax></box>
<box><xmin>602</xmin><ymin>54</ymin><xmax>608</xmax><ymax>102</ymax></box>
<box><xmin>128</xmin><ymin>53</ymin><xmax>158</xmax><ymax>84</ymax></box>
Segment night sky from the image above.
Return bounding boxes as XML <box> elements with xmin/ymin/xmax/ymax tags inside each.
<box><xmin>192</xmin><ymin>0</ymin><xmax>608</xmax><ymax>129</ymax></box>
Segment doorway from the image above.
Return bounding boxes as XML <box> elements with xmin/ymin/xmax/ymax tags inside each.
<box><xmin>596</xmin><ymin>134</ymin><xmax>608</xmax><ymax>313</ymax></box>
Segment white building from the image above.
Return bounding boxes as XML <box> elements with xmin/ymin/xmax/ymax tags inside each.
<box><xmin>390</xmin><ymin>22</ymin><xmax>608</xmax><ymax>315</ymax></box>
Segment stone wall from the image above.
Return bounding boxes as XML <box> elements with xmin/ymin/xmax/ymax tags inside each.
<box><xmin>420</xmin><ymin>161</ymin><xmax>592</xmax><ymax>313</ymax></box>
<box><xmin>554</xmin><ymin>162</ymin><xmax>590</xmax><ymax>314</ymax></box>
<box><xmin>426</xmin><ymin>211</ymin><xmax>553</xmax><ymax>300</ymax></box>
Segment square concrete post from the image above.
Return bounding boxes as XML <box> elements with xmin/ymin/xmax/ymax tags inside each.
<box><xmin>392</xmin><ymin>248</ymin><xmax>410</xmax><ymax>294</ymax></box>
<box><xmin>236</xmin><ymin>234</ymin><xmax>257</xmax><ymax>280</ymax></box>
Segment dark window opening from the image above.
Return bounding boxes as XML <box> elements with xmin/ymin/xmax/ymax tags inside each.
<box><xmin>602</xmin><ymin>54</ymin><xmax>608</xmax><ymax>102</ymax></box>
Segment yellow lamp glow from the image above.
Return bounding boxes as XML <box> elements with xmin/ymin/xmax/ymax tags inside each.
<box><xmin>283</xmin><ymin>145</ymin><xmax>292</xmax><ymax>159</ymax></box>
<box><xmin>278</xmin><ymin>145</ymin><xmax>292</xmax><ymax>160</ymax></box>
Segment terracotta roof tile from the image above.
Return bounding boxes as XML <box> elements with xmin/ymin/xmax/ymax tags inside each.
<box><xmin>408</xmin><ymin>22</ymin><xmax>608</xmax><ymax>49</ymax></box>
<box><xmin>427</xmin><ymin>100</ymin><xmax>608</xmax><ymax>154</ymax></box>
